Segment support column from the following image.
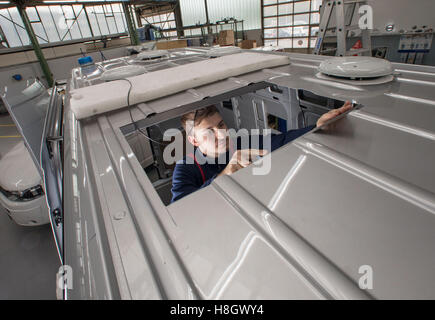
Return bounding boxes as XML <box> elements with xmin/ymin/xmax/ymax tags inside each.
<box><xmin>122</xmin><ymin>1</ymin><xmax>139</xmax><ymax>45</ymax></box>
<box><xmin>16</xmin><ymin>2</ymin><xmax>53</xmax><ymax>87</ymax></box>
<box><xmin>204</xmin><ymin>0</ymin><xmax>211</xmax><ymax>34</ymax></box>
<box><xmin>174</xmin><ymin>1</ymin><xmax>184</xmax><ymax>38</ymax></box>
<box><xmin>135</xmin><ymin>7</ymin><xmax>143</xmax><ymax>28</ymax></box>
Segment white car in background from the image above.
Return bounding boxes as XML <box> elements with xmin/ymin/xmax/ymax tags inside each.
<box><xmin>0</xmin><ymin>140</ymin><xmax>48</xmax><ymax>226</ymax></box>
<box><xmin>0</xmin><ymin>79</ymin><xmax>50</xmax><ymax>226</ymax></box>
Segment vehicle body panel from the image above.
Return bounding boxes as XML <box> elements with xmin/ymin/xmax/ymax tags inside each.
<box><xmin>63</xmin><ymin>48</ymin><xmax>435</xmax><ymax>299</ymax></box>
<box><xmin>0</xmin><ymin>141</ymin><xmax>41</xmax><ymax>191</ymax></box>
<box><xmin>0</xmin><ymin>189</ymin><xmax>48</xmax><ymax>226</ymax></box>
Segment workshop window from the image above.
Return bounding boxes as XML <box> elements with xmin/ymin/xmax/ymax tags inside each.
<box><xmin>262</xmin><ymin>0</ymin><xmax>321</xmax><ymax>49</ymax></box>
<box><xmin>140</xmin><ymin>12</ymin><xmax>177</xmax><ymax>39</ymax></box>
<box><xmin>0</xmin><ymin>3</ymin><xmax>128</xmax><ymax>49</ymax></box>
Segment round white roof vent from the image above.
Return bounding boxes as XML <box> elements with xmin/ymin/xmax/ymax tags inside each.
<box><xmin>317</xmin><ymin>56</ymin><xmax>394</xmax><ymax>85</ymax></box>
<box><xmin>101</xmin><ymin>65</ymin><xmax>147</xmax><ymax>81</ymax></box>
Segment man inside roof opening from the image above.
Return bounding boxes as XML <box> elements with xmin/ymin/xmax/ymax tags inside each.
<box><xmin>170</xmin><ymin>101</ymin><xmax>353</xmax><ymax>203</ymax></box>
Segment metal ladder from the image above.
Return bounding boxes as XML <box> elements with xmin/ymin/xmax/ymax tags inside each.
<box><xmin>314</xmin><ymin>0</ymin><xmax>372</xmax><ymax>57</ymax></box>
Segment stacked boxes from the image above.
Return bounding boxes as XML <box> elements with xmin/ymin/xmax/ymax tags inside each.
<box><xmin>218</xmin><ymin>30</ymin><xmax>235</xmax><ymax>46</ymax></box>
<box><xmin>239</xmin><ymin>40</ymin><xmax>257</xmax><ymax>49</ymax></box>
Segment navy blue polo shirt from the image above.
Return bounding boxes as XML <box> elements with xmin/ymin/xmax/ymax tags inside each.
<box><xmin>170</xmin><ymin>125</ymin><xmax>315</xmax><ymax>203</ymax></box>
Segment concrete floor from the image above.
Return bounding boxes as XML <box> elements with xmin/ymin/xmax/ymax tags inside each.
<box><xmin>0</xmin><ymin>112</ymin><xmax>22</xmax><ymax>155</ymax></box>
<box><xmin>0</xmin><ymin>207</ymin><xmax>60</xmax><ymax>299</ymax></box>
<box><xmin>0</xmin><ymin>113</ymin><xmax>60</xmax><ymax>299</ymax></box>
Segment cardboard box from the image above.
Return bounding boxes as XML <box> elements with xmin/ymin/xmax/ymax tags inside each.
<box><xmin>218</xmin><ymin>30</ymin><xmax>235</xmax><ymax>46</ymax></box>
<box><xmin>240</xmin><ymin>40</ymin><xmax>257</xmax><ymax>49</ymax></box>
<box><xmin>155</xmin><ymin>39</ymin><xmax>188</xmax><ymax>50</ymax></box>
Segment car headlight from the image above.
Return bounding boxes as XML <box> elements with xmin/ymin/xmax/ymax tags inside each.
<box><xmin>0</xmin><ymin>185</ymin><xmax>44</xmax><ymax>201</ymax></box>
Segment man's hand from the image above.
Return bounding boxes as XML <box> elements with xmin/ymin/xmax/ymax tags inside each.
<box><xmin>219</xmin><ymin>149</ymin><xmax>268</xmax><ymax>176</ymax></box>
<box><xmin>316</xmin><ymin>101</ymin><xmax>353</xmax><ymax>128</ymax></box>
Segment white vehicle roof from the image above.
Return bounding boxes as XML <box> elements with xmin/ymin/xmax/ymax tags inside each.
<box><xmin>64</xmin><ymin>48</ymin><xmax>435</xmax><ymax>299</ymax></box>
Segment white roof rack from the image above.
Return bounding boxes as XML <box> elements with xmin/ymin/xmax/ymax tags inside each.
<box><xmin>70</xmin><ymin>52</ymin><xmax>290</xmax><ymax>120</ymax></box>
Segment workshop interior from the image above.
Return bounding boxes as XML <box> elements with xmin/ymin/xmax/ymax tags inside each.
<box><xmin>0</xmin><ymin>0</ymin><xmax>434</xmax><ymax>303</ymax></box>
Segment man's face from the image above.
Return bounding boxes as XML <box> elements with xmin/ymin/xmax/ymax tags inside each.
<box><xmin>188</xmin><ymin>112</ymin><xmax>229</xmax><ymax>157</ymax></box>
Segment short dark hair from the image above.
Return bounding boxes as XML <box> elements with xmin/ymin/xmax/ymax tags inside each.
<box><xmin>181</xmin><ymin>105</ymin><xmax>219</xmax><ymax>135</ymax></box>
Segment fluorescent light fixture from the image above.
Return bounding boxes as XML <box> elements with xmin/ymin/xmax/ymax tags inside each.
<box><xmin>0</xmin><ymin>1</ymin><xmax>11</xmax><ymax>4</ymax></box>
